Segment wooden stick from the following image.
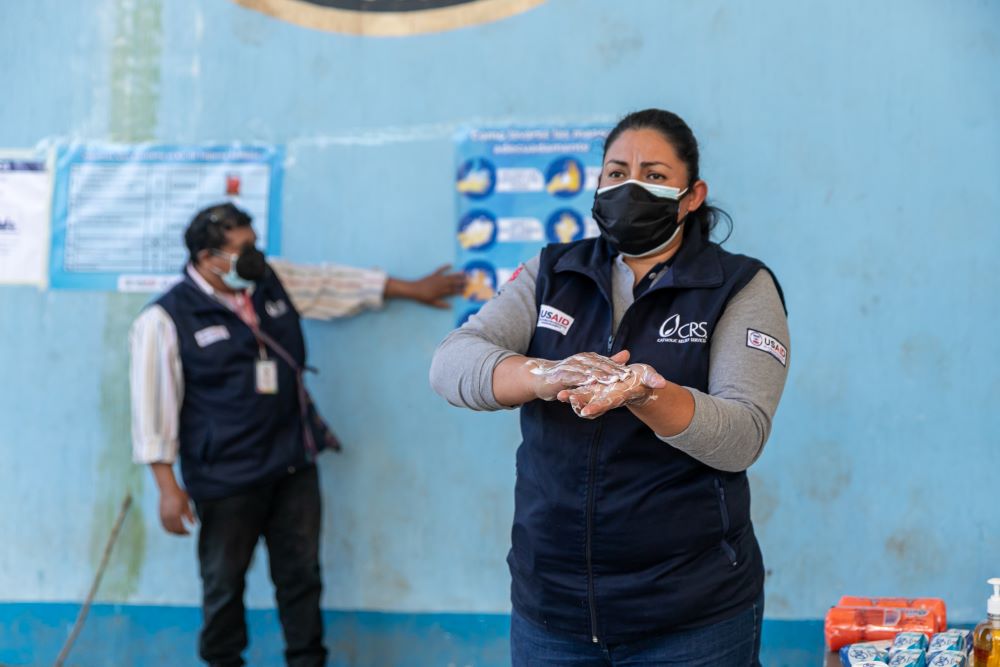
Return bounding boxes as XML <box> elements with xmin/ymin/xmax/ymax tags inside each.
<box><xmin>53</xmin><ymin>493</ymin><xmax>133</xmax><ymax>667</ymax></box>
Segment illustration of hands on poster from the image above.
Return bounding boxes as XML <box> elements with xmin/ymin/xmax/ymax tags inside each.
<box><xmin>453</xmin><ymin>126</ymin><xmax>609</xmax><ymax>327</ymax></box>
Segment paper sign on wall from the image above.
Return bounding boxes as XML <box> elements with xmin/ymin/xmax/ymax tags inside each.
<box><xmin>49</xmin><ymin>143</ymin><xmax>283</xmax><ymax>291</ymax></box>
<box><xmin>0</xmin><ymin>155</ymin><xmax>51</xmax><ymax>286</ymax></box>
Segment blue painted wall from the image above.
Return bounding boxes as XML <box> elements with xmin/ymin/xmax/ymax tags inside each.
<box><xmin>1</xmin><ymin>0</ymin><xmax>998</xmax><ymax>664</ymax></box>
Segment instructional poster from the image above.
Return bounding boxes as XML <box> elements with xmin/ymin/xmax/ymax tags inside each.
<box><xmin>0</xmin><ymin>155</ymin><xmax>51</xmax><ymax>286</ymax></box>
<box><xmin>49</xmin><ymin>143</ymin><xmax>283</xmax><ymax>291</ymax></box>
<box><xmin>453</xmin><ymin>126</ymin><xmax>609</xmax><ymax>326</ymax></box>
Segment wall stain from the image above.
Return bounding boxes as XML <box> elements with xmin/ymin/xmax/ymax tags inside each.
<box><xmin>87</xmin><ymin>0</ymin><xmax>163</xmax><ymax>601</ymax></box>
<box><xmin>858</xmin><ymin>293</ymin><xmax>881</xmax><ymax>317</ymax></box>
<box><xmin>768</xmin><ymin>592</ymin><xmax>792</xmax><ymax>614</ymax></box>
<box><xmin>899</xmin><ymin>335</ymin><xmax>950</xmax><ymax>389</ymax></box>
<box><xmin>367</xmin><ymin>530</ymin><xmax>414</xmax><ymax>603</ymax></box>
<box><xmin>801</xmin><ymin>440</ymin><xmax>851</xmax><ymax>503</ymax></box>
<box><xmin>358</xmin><ymin>449</ymin><xmax>418</xmax><ymax>606</ymax></box>
<box><xmin>109</xmin><ymin>0</ymin><xmax>163</xmax><ymax>144</ymax></box>
<box><xmin>748</xmin><ymin>472</ymin><xmax>779</xmax><ymax>527</ymax></box>
<box><xmin>595</xmin><ymin>20</ymin><xmax>643</xmax><ymax>67</ymax></box>
<box><xmin>709</xmin><ymin>6</ymin><xmax>729</xmax><ymax>33</ymax></box>
<box><xmin>795</xmin><ymin>363</ymin><xmax>848</xmax><ymax>409</ymax></box>
<box><xmin>885</xmin><ymin>533</ymin><xmax>910</xmax><ymax>560</ymax></box>
<box><xmin>884</xmin><ymin>524</ymin><xmax>945</xmax><ymax>584</ymax></box>
<box><xmin>92</xmin><ymin>292</ymin><xmax>150</xmax><ymax>599</ymax></box>
<box><xmin>882</xmin><ymin>486</ymin><xmax>946</xmax><ymax>585</ymax></box>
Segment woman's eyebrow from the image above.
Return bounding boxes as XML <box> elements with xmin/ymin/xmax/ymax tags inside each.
<box><xmin>603</xmin><ymin>159</ymin><xmax>673</xmax><ymax>170</ymax></box>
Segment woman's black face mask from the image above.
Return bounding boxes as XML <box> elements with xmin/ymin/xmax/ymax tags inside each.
<box><xmin>591</xmin><ymin>180</ymin><xmax>689</xmax><ymax>257</ymax></box>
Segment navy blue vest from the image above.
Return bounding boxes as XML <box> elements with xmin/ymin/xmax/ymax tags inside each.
<box><xmin>155</xmin><ymin>267</ymin><xmax>321</xmax><ymax>501</ymax></box>
<box><xmin>510</xmin><ymin>231</ymin><xmax>782</xmax><ymax>644</ymax></box>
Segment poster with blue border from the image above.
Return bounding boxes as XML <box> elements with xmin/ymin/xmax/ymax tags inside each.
<box><xmin>453</xmin><ymin>126</ymin><xmax>610</xmax><ymax>326</ymax></box>
<box><xmin>49</xmin><ymin>143</ymin><xmax>283</xmax><ymax>291</ymax></box>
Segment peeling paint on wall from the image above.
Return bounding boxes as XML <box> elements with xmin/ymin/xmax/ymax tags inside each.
<box><xmin>109</xmin><ymin>0</ymin><xmax>162</xmax><ymax>144</ymax></box>
<box><xmin>85</xmin><ymin>0</ymin><xmax>165</xmax><ymax>601</ymax></box>
<box><xmin>92</xmin><ymin>293</ymin><xmax>149</xmax><ymax>600</ymax></box>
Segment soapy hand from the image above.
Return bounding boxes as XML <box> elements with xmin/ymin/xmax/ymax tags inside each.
<box><xmin>525</xmin><ymin>351</ymin><xmax>632</xmax><ymax>401</ymax></box>
<box><xmin>556</xmin><ymin>362</ymin><xmax>667</xmax><ymax>419</ymax></box>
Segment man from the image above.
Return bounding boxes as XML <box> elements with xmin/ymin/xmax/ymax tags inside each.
<box><xmin>129</xmin><ymin>202</ymin><xmax>464</xmax><ymax>667</ymax></box>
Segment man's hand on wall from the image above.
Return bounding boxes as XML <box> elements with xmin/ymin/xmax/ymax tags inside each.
<box><xmin>385</xmin><ymin>265</ymin><xmax>466</xmax><ymax>309</ymax></box>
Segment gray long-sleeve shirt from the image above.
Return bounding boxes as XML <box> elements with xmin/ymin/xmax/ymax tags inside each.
<box><xmin>430</xmin><ymin>253</ymin><xmax>790</xmax><ymax>472</ymax></box>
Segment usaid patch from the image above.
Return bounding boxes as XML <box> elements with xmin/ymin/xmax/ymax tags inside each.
<box><xmin>746</xmin><ymin>329</ymin><xmax>787</xmax><ymax>366</ymax></box>
<box><xmin>194</xmin><ymin>325</ymin><xmax>230</xmax><ymax>348</ymax></box>
<box><xmin>537</xmin><ymin>304</ymin><xmax>575</xmax><ymax>336</ymax></box>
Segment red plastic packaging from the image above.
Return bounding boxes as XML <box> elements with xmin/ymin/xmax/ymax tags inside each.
<box><xmin>837</xmin><ymin>596</ymin><xmax>947</xmax><ymax>632</ymax></box>
<box><xmin>824</xmin><ymin>605</ymin><xmax>940</xmax><ymax>651</ymax></box>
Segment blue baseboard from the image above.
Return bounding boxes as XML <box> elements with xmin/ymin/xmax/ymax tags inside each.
<box><xmin>761</xmin><ymin>619</ymin><xmax>826</xmax><ymax>666</ymax></box>
<box><xmin>0</xmin><ymin>603</ymin><xmax>826</xmax><ymax>666</ymax></box>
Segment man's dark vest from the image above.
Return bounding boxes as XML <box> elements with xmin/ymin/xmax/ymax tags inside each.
<box><xmin>154</xmin><ymin>267</ymin><xmax>323</xmax><ymax>501</ymax></box>
<box><xmin>510</xmin><ymin>231</ymin><xmax>783</xmax><ymax>644</ymax></box>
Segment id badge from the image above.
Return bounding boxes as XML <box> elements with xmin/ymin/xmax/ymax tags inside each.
<box><xmin>255</xmin><ymin>359</ymin><xmax>278</xmax><ymax>394</ymax></box>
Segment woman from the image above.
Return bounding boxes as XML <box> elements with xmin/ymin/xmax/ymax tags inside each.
<box><xmin>430</xmin><ymin>109</ymin><xmax>789</xmax><ymax>666</ymax></box>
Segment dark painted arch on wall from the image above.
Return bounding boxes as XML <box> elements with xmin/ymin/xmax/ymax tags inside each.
<box><xmin>233</xmin><ymin>0</ymin><xmax>547</xmax><ymax>36</ymax></box>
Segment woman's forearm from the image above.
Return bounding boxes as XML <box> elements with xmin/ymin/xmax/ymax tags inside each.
<box><xmin>491</xmin><ymin>355</ymin><xmax>540</xmax><ymax>408</ymax></box>
<box><xmin>628</xmin><ymin>382</ymin><xmax>696</xmax><ymax>437</ymax></box>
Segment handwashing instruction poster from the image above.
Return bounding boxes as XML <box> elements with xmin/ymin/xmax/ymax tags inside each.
<box><xmin>453</xmin><ymin>126</ymin><xmax>610</xmax><ymax>326</ymax></box>
<box><xmin>49</xmin><ymin>143</ymin><xmax>283</xmax><ymax>291</ymax></box>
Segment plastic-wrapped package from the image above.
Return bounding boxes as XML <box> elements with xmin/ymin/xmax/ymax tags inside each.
<box><xmin>826</xmin><ymin>606</ymin><xmax>939</xmax><ymax>651</ymax></box>
<box><xmin>839</xmin><ymin>597</ymin><xmax>947</xmax><ymax>633</ymax></box>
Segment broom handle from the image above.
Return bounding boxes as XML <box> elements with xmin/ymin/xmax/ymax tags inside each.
<box><xmin>53</xmin><ymin>493</ymin><xmax>133</xmax><ymax>667</ymax></box>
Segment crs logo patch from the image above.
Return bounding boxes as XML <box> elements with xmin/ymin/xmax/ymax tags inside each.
<box><xmin>536</xmin><ymin>304</ymin><xmax>574</xmax><ymax>336</ymax></box>
<box><xmin>657</xmin><ymin>314</ymin><xmax>709</xmax><ymax>344</ymax></box>
<box><xmin>746</xmin><ymin>329</ymin><xmax>787</xmax><ymax>366</ymax></box>
<box><xmin>233</xmin><ymin>0</ymin><xmax>548</xmax><ymax>36</ymax></box>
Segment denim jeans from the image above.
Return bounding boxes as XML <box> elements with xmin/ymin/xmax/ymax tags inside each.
<box><xmin>510</xmin><ymin>592</ymin><xmax>764</xmax><ymax>667</ymax></box>
<box><xmin>194</xmin><ymin>465</ymin><xmax>326</xmax><ymax>667</ymax></box>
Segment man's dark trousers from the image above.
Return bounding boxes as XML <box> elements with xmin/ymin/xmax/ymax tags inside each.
<box><xmin>194</xmin><ymin>465</ymin><xmax>325</xmax><ymax>667</ymax></box>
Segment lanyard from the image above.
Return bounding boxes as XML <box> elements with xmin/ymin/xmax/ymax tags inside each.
<box><xmin>250</xmin><ymin>325</ymin><xmax>333</xmax><ymax>459</ymax></box>
<box><xmin>233</xmin><ymin>292</ymin><xmax>331</xmax><ymax>458</ymax></box>
<box><xmin>232</xmin><ymin>292</ymin><xmax>269</xmax><ymax>360</ymax></box>
<box><xmin>194</xmin><ymin>283</ymin><xmax>340</xmax><ymax>458</ymax></box>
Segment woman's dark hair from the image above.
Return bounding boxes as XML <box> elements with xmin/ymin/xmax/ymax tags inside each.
<box><xmin>603</xmin><ymin>109</ymin><xmax>732</xmax><ymax>242</ymax></box>
<box><xmin>184</xmin><ymin>202</ymin><xmax>253</xmax><ymax>262</ymax></box>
